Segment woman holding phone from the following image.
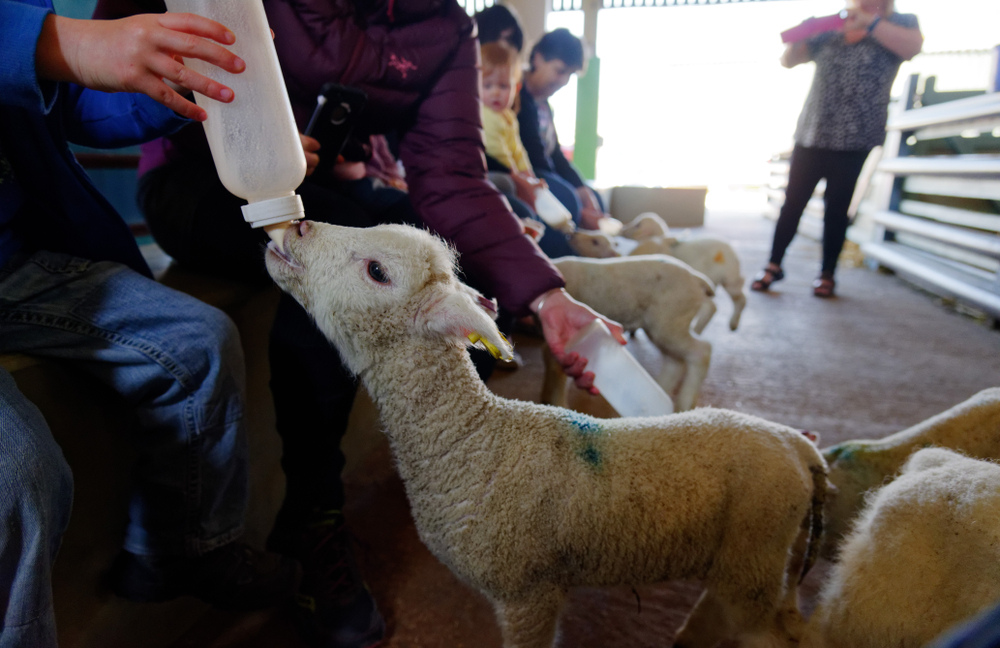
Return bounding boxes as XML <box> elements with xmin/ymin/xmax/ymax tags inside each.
<box><xmin>752</xmin><ymin>0</ymin><xmax>922</xmax><ymax>298</ymax></box>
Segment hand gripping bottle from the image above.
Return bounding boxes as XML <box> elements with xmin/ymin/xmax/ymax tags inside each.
<box><xmin>164</xmin><ymin>0</ymin><xmax>306</xmax><ymax>247</ymax></box>
<box><xmin>566</xmin><ymin>319</ymin><xmax>674</xmax><ymax>418</ymax></box>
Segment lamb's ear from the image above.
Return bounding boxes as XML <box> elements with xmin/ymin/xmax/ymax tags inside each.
<box><xmin>420</xmin><ymin>284</ymin><xmax>513</xmax><ymax>361</ymax></box>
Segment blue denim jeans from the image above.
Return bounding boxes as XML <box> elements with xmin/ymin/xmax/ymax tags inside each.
<box><xmin>0</xmin><ymin>251</ymin><xmax>249</xmax><ymax>648</ymax></box>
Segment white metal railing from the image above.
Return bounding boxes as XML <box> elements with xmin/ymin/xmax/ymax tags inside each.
<box><xmin>861</xmin><ymin>74</ymin><xmax>1000</xmax><ymax>319</ymax></box>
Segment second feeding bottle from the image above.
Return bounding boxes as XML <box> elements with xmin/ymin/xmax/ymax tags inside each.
<box><xmin>163</xmin><ymin>0</ymin><xmax>306</xmax><ymax>247</ymax></box>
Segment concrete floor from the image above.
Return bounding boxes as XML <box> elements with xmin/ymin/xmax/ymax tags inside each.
<box><xmin>165</xmin><ymin>190</ymin><xmax>1000</xmax><ymax>648</ymax></box>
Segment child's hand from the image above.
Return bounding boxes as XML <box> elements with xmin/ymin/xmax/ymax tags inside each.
<box><xmin>511</xmin><ymin>171</ymin><xmax>542</xmax><ymax>206</ymax></box>
<box><xmin>521</xmin><ymin>218</ymin><xmax>545</xmax><ymax>242</ymax></box>
<box><xmin>35</xmin><ymin>13</ymin><xmax>245</xmax><ymax>122</ymax></box>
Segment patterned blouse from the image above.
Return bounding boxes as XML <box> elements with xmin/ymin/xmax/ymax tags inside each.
<box><xmin>794</xmin><ymin>12</ymin><xmax>920</xmax><ymax>152</ymax></box>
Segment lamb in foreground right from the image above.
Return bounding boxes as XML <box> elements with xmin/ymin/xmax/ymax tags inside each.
<box><xmin>265</xmin><ymin>221</ymin><xmax>830</xmax><ymax>648</ymax></box>
<box><xmin>802</xmin><ymin>447</ymin><xmax>1000</xmax><ymax>648</ymax></box>
<box><xmin>821</xmin><ymin>386</ymin><xmax>1000</xmax><ymax>556</ymax></box>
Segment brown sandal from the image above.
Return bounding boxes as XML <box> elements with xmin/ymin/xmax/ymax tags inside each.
<box><xmin>812</xmin><ymin>273</ymin><xmax>836</xmax><ymax>298</ymax></box>
<box><xmin>751</xmin><ymin>266</ymin><xmax>784</xmax><ymax>292</ymax></box>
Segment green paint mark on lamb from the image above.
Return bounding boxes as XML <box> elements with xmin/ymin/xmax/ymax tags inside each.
<box><xmin>561</xmin><ymin>412</ymin><xmax>606</xmax><ymax>468</ymax></box>
<box><xmin>580</xmin><ymin>445</ymin><xmax>602</xmax><ymax>467</ymax></box>
<box><xmin>565</xmin><ymin>411</ymin><xmax>603</xmax><ymax>435</ymax></box>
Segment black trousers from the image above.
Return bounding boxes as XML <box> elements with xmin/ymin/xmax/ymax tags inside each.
<box><xmin>769</xmin><ymin>145</ymin><xmax>870</xmax><ymax>276</ymax></box>
<box><xmin>139</xmin><ymin>158</ymin><xmax>499</xmax><ymax>521</ymax></box>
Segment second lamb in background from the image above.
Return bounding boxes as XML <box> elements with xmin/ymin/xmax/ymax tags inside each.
<box><xmin>625</xmin><ymin>212</ymin><xmax>747</xmax><ymax>331</ymax></box>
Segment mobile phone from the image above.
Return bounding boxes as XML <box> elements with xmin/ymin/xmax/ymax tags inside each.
<box><xmin>304</xmin><ymin>83</ymin><xmax>368</xmax><ymax>172</ymax></box>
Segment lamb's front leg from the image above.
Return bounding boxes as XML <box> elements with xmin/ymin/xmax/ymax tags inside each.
<box><xmin>492</xmin><ymin>586</ymin><xmax>566</xmax><ymax>648</ymax></box>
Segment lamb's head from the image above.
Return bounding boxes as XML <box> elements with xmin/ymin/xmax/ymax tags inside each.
<box><xmin>266</xmin><ymin>221</ymin><xmax>512</xmax><ymax>374</ymax></box>
<box><xmin>820</xmin><ymin>439</ymin><xmax>905</xmax><ymax>557</ymax></box>
<box><xmin>622</xmin><ymin>212</ymin><xmax>670</xmax><ymax>240</ymax></box>
<box><xmin>569</xmin><ymin>230</ymin><xmax>621</xmax><ymax>258</ymax></box>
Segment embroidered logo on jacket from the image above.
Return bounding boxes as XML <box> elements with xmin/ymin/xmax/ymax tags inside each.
<box><xmin>388</xmin><ymin>54</ymin><xmax>417</xmax><ymax>79</ymax></box>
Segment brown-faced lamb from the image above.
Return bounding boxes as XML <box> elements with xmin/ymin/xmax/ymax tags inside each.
<box><xmin>546</xmin><ymin>255</ymin><xmax>715</xmax><ymax>412</ymax></box>
<box><xmin>265</xmin><ymin>221</ymin><xmax>829</xmax><ymax>648</ymax></box>
<box><xmin>568</xmin><ymin>229</ymin><xmax>620</xmax><ymax>258</ymax></box>
<box><xmin>631</xmin><ymin>235</ymin><xmax>746</xmax><ymax>332</ymax></box>
<box><xmin>820</xmin><ymin>386</ymin><xmax>1000</xmax><ymax>556</ymax></box>
<box><xmin>802</xmin><ymin>447</ymin><xmax>1000</xmax><ymax>648</ymax></box>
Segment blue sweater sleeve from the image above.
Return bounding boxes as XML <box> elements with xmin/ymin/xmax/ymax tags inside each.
<box><xmin>0</xmin><ymin>0</ymin><xmax>58</xmax><ymax>113</ymax></box>
<box><xmin>61</xmin><ymin>84</ymin><xmax>191</xmax><ymax>148</ymax></box>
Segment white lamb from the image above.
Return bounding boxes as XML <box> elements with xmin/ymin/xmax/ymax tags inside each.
<box><xmin>822</xmin><ymin>387</ymin><xmax>1000</xmax><ymax>555</ymax></box>
<box><xmin>802</xmin><ymin>447</ymin><xmax>1000</xmax><ymax>648</ymax></box>
<box><xmin>621</xmin><ymin>211</ymin><xmax>671</xmax><ymax>240</ymax></box>
<box><xmin>547</xmin><ymin>255</ymin><xmax>714</xmax><ymax>412</ymax></box>
<box><xmin>265</xmin><ymin>221</ymin><xmax>830</xmax><ymax>648</ymax></box>
<box><xmin>630</xmin><ymin>235</ymin><xmax>746</xmax><ymax>331</ymax></box>
<box><xmin>568</xmin><ymin>229</ymin><xmax>621</xmax><ymax>258</ymax></box>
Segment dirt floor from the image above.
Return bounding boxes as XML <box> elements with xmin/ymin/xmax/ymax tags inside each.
<box><xmin>167</xmin><ymin>190</ymin><xmax>1000</xmax><ymax>648</ymax></box>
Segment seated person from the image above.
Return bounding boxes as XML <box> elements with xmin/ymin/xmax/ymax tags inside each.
<box><xmin>474</xmin><ymin>3</ymin><xmax>525</xmax><ymax>53</ymax></box>
<box><xmin>0</xmin><ymin>4</ymin><xmax>299</xmax><ymax>647</ymax></box>
<box><xmin>518</xmin><ymin>28</ymin><xmax>619</xmax><ymax>232</ymax></box>
<box><xmin>480</xmin><ymin>40</ymin><xmax>576</xmax><ymax>258</ymax></box>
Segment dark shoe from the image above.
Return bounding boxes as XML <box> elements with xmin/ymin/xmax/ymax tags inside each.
<box><xmin>108</xmin><ymin>541</ymin><xmax>301</xmax><ymax>611</ymax></box>
<box><xmin>813</xmin><ymin>273</ymin><xmax>836</xmax><ymax>298</ymax></box>
<box><xmin>268</xmin><ymin>510</ymin><xmax>385</xmax><ymax>648</ymax></box>
<box><xmin>750</xmin><ymin>265</ymin><xmax>784</xmax><ymax>292</ymax></box>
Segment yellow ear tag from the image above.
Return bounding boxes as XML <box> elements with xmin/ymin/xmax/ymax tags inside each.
<box><xmin>467</xmin><ymin>332</ymin><xmax>506</xmax><ymax>359</ymax></box>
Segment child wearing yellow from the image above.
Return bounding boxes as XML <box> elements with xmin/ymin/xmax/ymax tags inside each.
<box><xmin>480</xmin><ymin>41</ymin><xmax>535</xmax><ymax>199</ymax></box>
<box><xmin>480</xmin><ymin>41</ymin><xmax>576</xmax><ymax>250</ymax></box>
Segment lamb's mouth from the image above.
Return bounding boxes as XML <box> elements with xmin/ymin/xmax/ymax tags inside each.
<box><xmin>266</xmin><ymin>240</ymin><xmax>303</xmax><ymax>270</ymax></box>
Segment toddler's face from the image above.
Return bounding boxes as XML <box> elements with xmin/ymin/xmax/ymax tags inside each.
<box><xmin>482</xmin><ymin>66</ymin><xmax>515</xmax><ymax>113</ymax></box>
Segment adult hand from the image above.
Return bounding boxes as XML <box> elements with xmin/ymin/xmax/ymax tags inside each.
<box><xmin>579</xmin><ymin>205</ymin><xmax>609</xmax><ymax>231</ymax></box>
<box><xmin>531</xmin><ymin>288</ymin><xmax>627</xmax><ymax>395</ymax></box>
<box><xmin>35</xmin><ymin>13</ymin><xmax>244</xmax><ymax>122</ymax></box>
<box><xmin>842</xmin><ymin>7</ymin><xmax>878</xmax><ymax>32</ymax></box>
<box><xmin>331</xmin><ymin>160</ymin><xmax>367</xmax><ymax>182</ymax></box>
<box><xmin>300</xmin><ymin>133</ymin><xmax>321</xmax><ymax>176</ymax></box>
<box><xmin>842</xmin><ymin>7</ymin><xmax>875</xmax><ymax>43</ymax></box>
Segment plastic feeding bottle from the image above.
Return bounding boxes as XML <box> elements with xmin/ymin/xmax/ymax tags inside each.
<box><xmin>163</xmin><ymin>0</ymin><xmax>306</xmax><ymax>247</ymax></box>
<box><xmin>566</xmin><ymin>319</ymin><xmax>674</xmax><ymax>418</ymax></box>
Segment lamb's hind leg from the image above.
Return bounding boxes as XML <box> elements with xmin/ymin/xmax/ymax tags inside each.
<box><xmin>649</xmin><ymin>333</ymin><xmax>711</xmax><ymax>412</ymax></box>
<box><xmin>673</xmin><ymin>588</ymin><xmax>734</xmax><ymax>648</ymax></box>
<box><xmin>727</xmin><ymin>283</ymin><xmax>746</xmax><ymax>331</ymax></box>
<box><xmin>692</xmin><ymin>299</ymin><xmax>717</xmax><ymax>334</ymax></box>
<box><xmin>493</xmin><ymin>586</ymin><xmax>566</xmax><ymax>648</ymax></box>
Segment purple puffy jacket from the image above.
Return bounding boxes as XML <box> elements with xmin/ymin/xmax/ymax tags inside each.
<box><xmin>96</xmin><ymin>0</ymin><xmax>564</xmax><ymax>315</ymax></box>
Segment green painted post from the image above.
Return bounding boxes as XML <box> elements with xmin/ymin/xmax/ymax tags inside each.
<box><xmin>573</xmin><ymin>56</ymin><xmax>600</xmax><ymax>181</ymax></box>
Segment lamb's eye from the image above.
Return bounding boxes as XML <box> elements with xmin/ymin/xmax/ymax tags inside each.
<box><xmin>367</xmin><ymin>260</ymin><xmax>390</xmax><ymax>284</ymax></box>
